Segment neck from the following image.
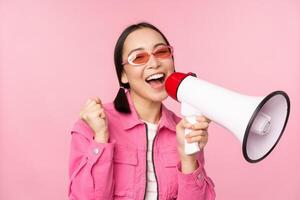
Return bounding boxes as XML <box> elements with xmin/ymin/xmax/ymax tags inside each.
<box><xmin>129</xmin><ymin>91</ymin><xmax>162</xmax><ymax>124</ymax></box>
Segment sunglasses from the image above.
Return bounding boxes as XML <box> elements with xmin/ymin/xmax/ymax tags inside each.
<box><xmin>122</xmin><ymin>45</ymin><xmax>173</xmax><ymax>66</ymax></box>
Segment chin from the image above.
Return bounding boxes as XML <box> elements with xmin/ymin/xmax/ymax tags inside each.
<box><xmin>150</xmin><ymin>91</ymin><xmax>168</xmax><ymax>102</ymax></box>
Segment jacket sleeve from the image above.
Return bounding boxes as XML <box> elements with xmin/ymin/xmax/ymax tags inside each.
<box><xmin>68</xmin><ymin>119</ymin><xmax>115</xmax><ymax>200</ymax></box>
<box><xmin>176</xmin><ymin>150</ymin><xmax>216</xmax><ymax>200</ymax></box>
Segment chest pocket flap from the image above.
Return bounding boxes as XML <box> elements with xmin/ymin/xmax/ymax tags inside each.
<box><xmin>161</xmin><ymin>149</ymin><xmax>179</xmax><ymax>168</ymax></box>
<box><xmin>113</xmin><ymin>144</ymin><xmax>138</xmax><ymax>166</ymax></box>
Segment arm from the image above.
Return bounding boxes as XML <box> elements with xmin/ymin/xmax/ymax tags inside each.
<box><xmin>176</xmin><ymin>116</ymin><xmax>216</xmax><ymax>200</ymax></box>
<box><xmin>68</xmin><ymin>119</ymin><xmax>115</xmax><ymax>200</ymax></box>
<box><xmin>177</xmin><ymin>151</ymin><xmax>216</xmax><ymax>200</ymax></box>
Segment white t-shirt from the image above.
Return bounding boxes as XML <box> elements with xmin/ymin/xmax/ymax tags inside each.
<box><xmin>143</xmin><ymin>121</ymin><xmax>158</xmax><ymax>200</ymax></box>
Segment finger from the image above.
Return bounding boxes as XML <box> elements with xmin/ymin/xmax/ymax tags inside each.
<box><xmin>80</xmin><ymin>113</ymin><xmax>88</xmax><ymax>121</ymax></box>
<box><xmin>80</xmin><ymin>112</ymin><xmax>91</xmax><ymax>122</ymax></box>
<box><xmin>196</xmin><ymin>115</ymin><xmax>211</xmax><ymax>123</ymax></box>
<box><xmin>186</xmin><ymin>130</ymin><xmax>207</xmax><ymax>138</ymax></box>
<box><xmin>88</xmin><ymin>106</ymin><xmax>106</xmax><ymax>119</ymax></box>
<box><xmin>88</xmin><ymin>103</ymin><xmax>102</xmax><ymax>111</ymax></box>
<box><xmin>86</xmin><ymin>99</ymin><xmax>102</xmax><ymax>110</ymax></box>
<box><xmin>176</xmin><ymin>118</ymin><xmax>191</xmax><ymax>131</ymax></box>
<box><xmin>186</xmin><ymin>135</ymin><xmax>208</xmax><ymax>143</ymax></box>
<box><xmin>85</xmin><ymin>98</ymin><xmax>92</xmax><ymax>105</ymax></box>
<box><xmin>85</xmin><ymin>99</ymin><xmax>96</xmax><ymax>109</ymax></box>
<box><xmin>198</xmin><ymin>141</ymin><xmax>207</xmax><ymax>150</ymax></box>
<box><xmin>80</xmin><ymin>103</ymin><xmax>103</xmax><ymax>120</ymax></box>
<box><xmin>87</xmin><ymin>109</ymin><xmax>102</xmax><ymax>118</ymax></box>
<box><xmin>182</xmin><ymin>118</ymin><xmax>193</xmax><ymax>129</ymax></box>
<box><xmin>94</xmin><ymin>96</ymin><xmax>102</xmax><ymax>104</ymax></box>
<box><xmin>99</xmin><ymin>111</ymin><xmax>106</xmax><ymax>119</ymax></box>
<box><xmin>191</xmin><ymin>121</ymin><xmax>209</xmax><ymax>130</ymax></box>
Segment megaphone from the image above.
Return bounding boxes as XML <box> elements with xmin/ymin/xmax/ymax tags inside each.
<box><xmin>165</xmin><ymin>72</ymin><xmax>290</xmax><ymax>163</ymax></box>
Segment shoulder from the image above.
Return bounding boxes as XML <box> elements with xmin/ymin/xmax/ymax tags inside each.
<box><xmin>168</xmin><ymin>109</ymin><xmax>181</xmax><ymax>124</ymax></box>
<box><xmin>162</xmin><ymin>104</ymin><xmax>182</xmax><ymax>128</ymax></box>
<box><xmin>102</xmin><ymin>102</ymin><xmax>118</xmax><ymax>116</ymax></box>
<box><xmin>102</xmin><ymin>102</ymin><xmax>124</xmax><ymax>122</ymax></box>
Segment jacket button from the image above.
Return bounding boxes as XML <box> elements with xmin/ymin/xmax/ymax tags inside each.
<box><xmin>93</xmin><ymin>148</ymin><xmax>99</xmax><ymax>155</ymax></box>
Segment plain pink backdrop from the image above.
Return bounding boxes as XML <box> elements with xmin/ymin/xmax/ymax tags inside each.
<box><xmin>1</xmin><ymin>0</ymin><xmax>299</xmax><ymax>199</ymax></box>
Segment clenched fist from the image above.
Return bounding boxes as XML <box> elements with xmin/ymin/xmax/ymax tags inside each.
<box><xmin>79</xmin><ymin>97</ymin><xmax>109</xmax><ymax>143</ymax></box>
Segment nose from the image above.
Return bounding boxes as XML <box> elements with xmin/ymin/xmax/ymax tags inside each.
<box><xmin>146</xmin><ymin>54</ymin><xmax>160</xmax><ymax>69</ymax></box>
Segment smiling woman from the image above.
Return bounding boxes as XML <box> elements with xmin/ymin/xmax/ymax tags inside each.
<box><xmin>113</xmin><ymin>23</ymin><xmax>175</xmax><ymax>114</ymax></box>
<box><xmin>68</xmin><ymin>22</ymin><xmax>215</xmax><ymax>200</ymax></box>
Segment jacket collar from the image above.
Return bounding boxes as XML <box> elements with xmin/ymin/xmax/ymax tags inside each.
<box><xmin>119</xmin><ymin>90</ymin><xmax>177</xmax><ymax>132</ymax></box>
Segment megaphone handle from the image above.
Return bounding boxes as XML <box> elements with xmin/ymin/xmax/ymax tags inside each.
<box><xmin>184</xmin><ymin>116</ymin><xmax>201</xmax><ymax>155</ymax></box>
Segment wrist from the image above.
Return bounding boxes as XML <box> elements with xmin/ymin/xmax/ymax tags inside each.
<box><xmin>178</xmin><ymin>147</ymin><xmax>196</xmax><ymax>161</ymax></box>
<box><xmin>178</xmin><ymin>150</ymin><xmax>199</xmax><ymax>174</ymax></box>
<box><xmin>180</xmin><ymin>157</ymin><xmax>198</xmax><ymax>174</ymax></box>
<box><xmin>94</xmin><ymin>132</ymin><xmax>108</xmax><ymax>143</ymax></box>
<box><xmin>180</xmin><ymin>154</ymin><xmax>197</xmax><ymax>163</ymax></box>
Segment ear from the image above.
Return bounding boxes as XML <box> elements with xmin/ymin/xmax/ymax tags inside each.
<box><xmin>121</xmin><ymin>71</ymin><xmax>129</xmax><ymax>84</ymax></box>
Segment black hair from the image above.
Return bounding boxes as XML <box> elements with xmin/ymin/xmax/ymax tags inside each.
<box><xmin>113</xmin><ymin>22</ymin><xmax>172</xmax><ymax>113</ymax></box>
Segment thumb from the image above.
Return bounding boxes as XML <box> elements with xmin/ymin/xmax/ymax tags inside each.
<box><xmin>177</xmin><ymin>118</ymin><xmax>191</xmax><ymax>132</ymax></box>
<box><xmin>94</xmin><ymin>97</ymin><xmax>102</xmax><ymax>104</ymax></box>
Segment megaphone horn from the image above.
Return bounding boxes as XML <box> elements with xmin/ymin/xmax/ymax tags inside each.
<box><xmin>165</xmin><ymin>72</ymin><xmax>290</xmax><ymax>163</ymax></box>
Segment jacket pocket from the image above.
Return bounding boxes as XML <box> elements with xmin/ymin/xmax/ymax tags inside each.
<box><xmin>113</xmin><ymin>190</ymin><xmax>135</xmax><ymax>200</ymax></box>
<box><xmin>161</xmin><ymin>149</ymin><xmax>179</xmax><ymax>199</ymax></box>
<box><xmin>114</xmin><ymin>144</ymin><xmax>138</xmax><ymax>166</ymax></box>
<box><xmin>113</xmin><ymin>144</ymin><xmax>138</xmax><ymax>199</ymax></box>
<box><xmin>161</xmin><ymin>149</ymin><xmax>179</xmax><ymax>168</ymax></box>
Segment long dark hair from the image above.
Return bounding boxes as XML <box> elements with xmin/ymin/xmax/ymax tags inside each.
<box><xmin>113</xmin><ymin>22</ymin><xmax>172</xmax><ymax>113</ymax></box>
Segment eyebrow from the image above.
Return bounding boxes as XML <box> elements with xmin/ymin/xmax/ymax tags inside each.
<box><xmin>127</xmin><ymin>42</ymin><xmax>167</xmax><ymax>56</ymax></box>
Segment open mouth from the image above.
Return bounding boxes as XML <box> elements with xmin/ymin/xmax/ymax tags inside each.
<box><xmin>145</xmin><ymin>73</ymin><xmax>166</xmax><ymax>88</ymax></box>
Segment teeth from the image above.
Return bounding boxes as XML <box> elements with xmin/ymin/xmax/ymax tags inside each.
<box><xmin>146</xmin><ymin>73</ymin><xmax>164</xmax><ymax>81</ymax></box>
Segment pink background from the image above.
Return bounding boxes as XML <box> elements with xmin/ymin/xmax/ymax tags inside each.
<box><xmin>1</xmin><ymin>0</ymin><xmax>299</xmax><ymax>199</ymax></box>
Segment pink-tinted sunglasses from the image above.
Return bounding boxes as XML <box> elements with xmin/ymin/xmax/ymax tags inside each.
<box><xmin>122</xmin><ymin>45</ymin><xmax>173</xmax><ymax>66</ymax></box>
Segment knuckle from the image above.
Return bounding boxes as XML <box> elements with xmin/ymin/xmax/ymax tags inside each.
<box><xmin>203</xmin><ymin>122</ymin><xmax>208</xmax><ymax>126</ymax></box>
<box><xmin>205</xmin><ymin>121</ymin><xmax>210</xmax><ymax>125</ymax></box>
<box><xmin>81</xmin><ymin>114</ymin><xmax>87</xmax><ymax>120</ymax></box>
<box><xmin>86</xmin><ymin>98</ymin><xmax>92</xmax><ymax>104</ymax></box>
<box><xmin>96</xmin><ymin>97</ymin><xmax>102</xmax><ymax>103</ymax></box>
<box><xmin>79</xmin><ymin>112</ymin><xmax>84</xmax><ymax>118</ymax></box>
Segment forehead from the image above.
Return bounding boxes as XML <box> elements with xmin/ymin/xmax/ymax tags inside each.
<box><xmin>123</xmin><ymin>28</ymin><xmax>166</xmax><ymax>53</ymax></box>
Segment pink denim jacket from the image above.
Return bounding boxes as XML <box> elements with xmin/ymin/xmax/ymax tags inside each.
<box><xmin>68</xmin><ymin>93</ymin><xmax>216</xmax><ymax>200</ymax></box>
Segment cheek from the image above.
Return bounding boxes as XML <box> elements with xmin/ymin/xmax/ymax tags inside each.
<box><xmin>164</xmin><ymin>59</ymin><xmax>175</xmax><ymax>72</ymax></box>
<box><xmin>124</xmin><ymin>68</ymin><xmax>145</xmax><ymax>85</ymax></box>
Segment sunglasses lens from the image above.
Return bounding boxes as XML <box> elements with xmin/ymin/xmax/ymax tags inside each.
<box><xmin>153</xmin><ymin>46</ymin><xmax>172</xmax><ymax>59</ymax></box>
<box><xmin>127</xmin><ymin>46</ymin><xmax>173</xmax><ymax>65</ymax></box>
<box><xmin>130</xmin><ymin>52</ymin><xmax>150</xmax><ymax>65</ymax></box>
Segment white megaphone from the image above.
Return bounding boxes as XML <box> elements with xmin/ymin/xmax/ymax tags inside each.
<box><xmin>165</xmin><ymin>72</ymin><xmax>290</xmax><ymax>163</ymax></box>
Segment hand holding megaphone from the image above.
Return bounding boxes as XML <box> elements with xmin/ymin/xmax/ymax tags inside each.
<box><xmin>165</xmin><ymin>72</ymin><xmax>290</xmax><ymax>163</ymax></box>
<box><xmin>181</xmin><ymin>102</ymin><xmax>205</xmax><ymax>154</ymax></box>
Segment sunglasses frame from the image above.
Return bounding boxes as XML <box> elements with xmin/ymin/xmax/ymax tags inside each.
<box><xmin>122</xmin><ymin>45</ymin><xmax>174</xmax><ymax>66</ymax></box>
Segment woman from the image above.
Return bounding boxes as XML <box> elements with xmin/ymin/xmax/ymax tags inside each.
<box><xmin>69</xmin><ymin>22</ymin><xmax>215</xmax><ymax>200</ymax></box>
